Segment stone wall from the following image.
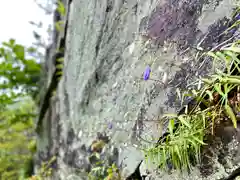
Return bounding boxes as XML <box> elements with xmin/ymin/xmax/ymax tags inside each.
<box><xmin>36</xmin><ymin>0</ymin><xmax>240</xmax><ymax>179</ymax></box>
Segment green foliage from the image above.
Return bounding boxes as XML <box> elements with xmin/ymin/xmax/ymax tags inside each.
<box><xmin>23</xmin><ymin>156</ymin><xmax>56</xmax><ymax>180</ymax></box>
<box><xmin>205</xmin><ymin>44</ymin><xmax>240</xmax><ymax>128</ymax></box>
<box><xmin>145</xmin><ymin>111</ymin><xmax>208</xmax><ymax>170</ymax></box>
<box><xmin>0</xmin><ymin>38</ymin><xmax>41</xmax><ymax>179</ymax></box>
<box><xmin>56</xmin><ymin>1</ymin><xmax>66</xmax><ymax>16</ymax></box>
<box><xmin>88</xmin><ymin>162</ymin><xmax>122</xmax><ymax>180</ymax></box>
<box><xmin>55</xmin><ymin>20</ymin><xmax>64</xmax><ymax>33</ymax></box>
<box><xmin>144</xmin><ymin>26</ymin><xmax>240</xmax><ymax>171</ymax></box>
<box><xmin>0</xmin><ymin>39</ymin><xmax>41</xmax><ymax>99</ymax></box>
<box><xmin>0</xmin><ymin>98</ymin><xmax>37</xmax><ymax>179</ymax></box>
<box><xmin>54</xmin><ymin>1</ymin><xmax>66</xmax><ymax>33</ymax></box>
<box><xmin>27</xmin><ymin>156</ymin><xmax>56</xmax><ymax>180</ymax></box>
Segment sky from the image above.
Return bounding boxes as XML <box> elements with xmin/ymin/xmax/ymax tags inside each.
<box><xmin>0</xmin><ymin>0</ymin><xmax>54</xmax><ymax>94</ymax></box>
<box><xmin>0</xmin><ymin>0</ymin><xmax>53</xmax><ymax>47</ymax></box>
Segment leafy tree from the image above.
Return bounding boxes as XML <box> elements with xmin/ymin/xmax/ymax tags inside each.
<box><xmin>0</xmin><ymin>39</ymin><xmax>41</xmax><ymax>179</ymax></box>
<box><xmin>0</xmin><ymin>39</ymin><xmax>41</xmax><ymax>99</ymax></box>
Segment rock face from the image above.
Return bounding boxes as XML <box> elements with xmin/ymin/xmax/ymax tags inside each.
<box><xmin>36</xmin><ymin>0</ymin><xmax>240</xmax><ymax>179</ymax></box>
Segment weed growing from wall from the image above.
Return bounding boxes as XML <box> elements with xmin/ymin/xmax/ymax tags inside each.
<box><xmin>144</xmin><ymin>8</ymin><xmax>240</xmax><ymax>172</ymax></box>
<box><xmin>27</xmin><ymin>156</ymin><xmax>56</xmax><ymax>180</ymax></box>
<box><xmin>88</xmin><ymin>163</ymin><xmax>123</xmax><ymax>180</ymax></box>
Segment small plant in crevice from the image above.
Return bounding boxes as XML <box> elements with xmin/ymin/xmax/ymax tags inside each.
<box><xmin>86</xmin><ymin>132</ymin><xmax>123</xmax><ymax>180</ymax></box>
<box><xmin>28</xmin><ymin>156</ymin><xmax>56</xmax><ymax>180</ymax></box>
<box><xmin>88</xmin><ymin>162</ymin><xmax>123</xmax><ymax>180</ymax></box>
<box><xmin>145</xmin><ymin>111</ymin><xmax>208</xmax><ymax>171</ymax></box>
<box><xmin>143</xmin><ymin>31</ymin><xmax>240</xmax><ymax>171</ymax></box>
<box><xmin>54</xmin><ymin>0</ymin><xmax>66</xmax><ymax>34</ymax></box>
<box><xmin>87</xmin><ymin>149</ymin><xmax>123</xmax><ymax>180</ymax></box>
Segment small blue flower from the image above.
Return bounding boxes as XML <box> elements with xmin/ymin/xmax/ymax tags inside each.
<box><xmin>229</xmin><ymin>27</ymin><xmax>237</xmax><ymax>34</ymax></box>
<box><xmin>235</xmin><ymin>13</ymin><xmax>240</xmax><ymax>20</ymax></box>
<box><xmin>143</xmin><ymin>66</ymin><xmax>151</xmax><ymax>80</ymax></box>
<box><xmin>108</xmin><ymin>122</ymin><xmax>113</xmax><ymax>129</ymax></box>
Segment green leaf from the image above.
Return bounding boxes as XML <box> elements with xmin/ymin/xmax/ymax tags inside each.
<box><xmin>223</xmin><ymin>46</ymin><xmax>240</xmax><ymax>53</ymax></box>
<box><xmin>55</xmin><ymin>20</ymin><xmax>64</xmax><ymax>32</ymax></box>
<box><xmin>57</xmin><ymin>1</ymin><xmax>66</xmax><ymax>16</ymax></box>
<box><xmin>56</xmin><ymin>64</ymin><xmax>64</xmax><ymax>69</ymax></box>
<box><xmin>27</xmin><ymin>47</ymin><xmax>37</xmax><ymax>53</ymax></box>
<box><xmin>2</xmin><ymin>40</ymin><xmax>14</xmax><ymax>48</ymax></box>
<box><xmin>13</xmin><ymin>44</ymin><xmax>25</xmax><ymax>60</ymax></box>
<box><xmin>225</xmin><ymin>104</ymin><xmax>237</xmax><ymax>128</ymax></box>
<box><xmin>56</xmin><ymin>71</ymin><xmax>63</xmax><ymax>76</ymax></box>
<box><xmin>191</xmin><ymin>136</ymin><xmax>207</xmax><ymax>145</ymax></box>
<box><xmin>207</xmin><ymin>51</ymin><xmax>219</xmax><ymax>59</ymax></box>
<box><xmin>163</xmin><ymin>113</ymin><xmax>178</xmax><ymax>118</ymax></box>
<box><xmin>187</xmin><ymin>137</ymin><xmax>197</xmax><ymax>147</ymax></box>
<box><xmin>216</xmin><ymin>51</ymin><xmax>227</xmax><ymax>61</ymax></box>
<box><xmin>201</xmin><ymin>78</ymin><xmax>214</xmax><ymax>85</ymax></box>
<box><xmin>214</xmin><ymin>83</ymin><xmax>224</xmax><ymax>97</ymax></box>
<box><xmin>9</xmin><ymin>39</ymin><xmax>15</xmax><ymax>47</ymax></box>
<box><xmin>0</xmin><ymin>47</ymin><xmax>5</xmax><ymax>56</ymax></box>
<box><xmin>222</xmin><ymin>77</ymin><xmax>240</xmax><ymax>84</ymax></box>
<box><xmin>174</xmin><ymin>145</ymin><xmax>182</xmax><ymax>162</ymax></box>
<box><xmin>168</xmin><ymin>119</ymin><xmax>175</xmax><ymax>135</ymax></box>
<box><xmin>4</xmin><ymin>51</ymin><xmax>14</xmax><ymax>62</ymax></box>
<box><xmin>178</xmin><ymin>115</ymin><xmax>191</xmax><ymax>129</ymax></box>
<box><xmin>56</xmin><ymin>57</ymin><xmax>64</xmax><ymax>63</ymax></box>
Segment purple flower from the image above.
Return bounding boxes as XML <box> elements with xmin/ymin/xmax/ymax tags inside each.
<box><xmin>108</xmin><ymin>122</ymin><xmax>113</xmax><ymax>129</ymax></box>
<box><xmin>230</xmin><ymin>28</ymin><xmax>237</xmax><ymax>34</ymax></box>
<box><xmin>143</xmin><ymin>66</ymin><xmax>151</xmax><ymax>80</ymax></box>
<box><xmin>235</xmin><ymin>13</ymin><xmax>240</xmax><ymax>20</ymax></box>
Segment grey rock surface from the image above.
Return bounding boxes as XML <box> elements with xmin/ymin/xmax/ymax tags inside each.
<box><xmin>36</xmin><ymin>0</ymin><xmax>240</xmax><ymax>179</ymax></box>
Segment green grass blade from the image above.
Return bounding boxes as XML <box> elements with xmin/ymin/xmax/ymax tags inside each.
<box><xmin>225</xmin><ymin>104</ymin><xmax>237</xmax><ymax>128</ymax></box>
<box><xmin>178</xmin><ymin>115</ymin><xmax>191</xmax><ymax>129</ymax></box>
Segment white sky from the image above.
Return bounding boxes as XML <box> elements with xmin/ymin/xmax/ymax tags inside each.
<box><xmin>0</xmin><ymin>0</ymin><xmax>53</xmax><ymax>47</ymax></box>
<box><xmin>0</xmin><ymin>0</ymin><xmax>54</xmax><ymax>94</ymax></box>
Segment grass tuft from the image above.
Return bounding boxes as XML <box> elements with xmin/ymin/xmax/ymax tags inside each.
<box><xmin>144</xmin><ymin>8</ymin><xmax>240</xmax><ymax>172</ymax></box>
